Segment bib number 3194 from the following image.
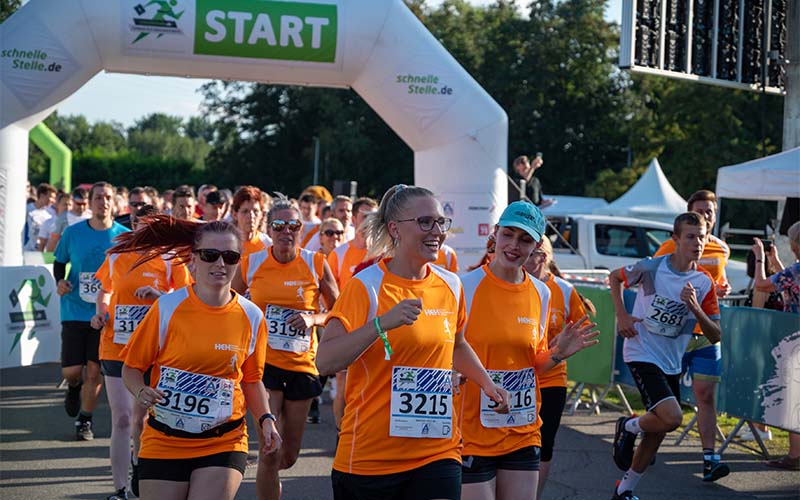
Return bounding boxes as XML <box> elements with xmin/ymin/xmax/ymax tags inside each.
<box><xmin>480</xmin><ymin>368</ymin><xmax>537</xmax><ymax>428</ymax></box>
<box><xmin>390</xmin><ymin>366</ymin><xmax>452</xmax><ymax>439</ymax></box>
<box><xmin>265</xmin><ymin>304</ymin><xmax>311</xmax><ymax>353</ymax></box>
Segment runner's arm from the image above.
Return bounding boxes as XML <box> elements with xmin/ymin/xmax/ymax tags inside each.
<box><xmin>609</xmin><ymin>268</ymin><xmax>640</xmax><ymax>337</ymax></box>
<box><xmin>452</xmin><ymin>331</ymin><xmax>509</xmax><ymax>411</ymax></box>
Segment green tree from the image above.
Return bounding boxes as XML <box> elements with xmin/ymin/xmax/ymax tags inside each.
<box><xmin>0</xmin><ymin>0</ymin><xmax>21</xmax><ymax>23</ymax></box>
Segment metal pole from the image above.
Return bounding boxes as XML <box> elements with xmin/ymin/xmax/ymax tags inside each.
<box><xmin>312</xmin><ymin>137</ymin><xmax>320</xmax><ymax>185</ymax></box>
<box><xmin>784</xmin><ymin>0</ymin><xmax>800</xmax><ymax>150</ymax></box>
<box><xmin>349</xmin><ymin>181</ymin><xmax>358</xmax><ymax>199</ymax></box>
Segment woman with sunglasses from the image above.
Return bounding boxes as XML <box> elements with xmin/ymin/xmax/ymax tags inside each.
<box><xmin>317</xmin><ymin>217</ymin><xmax>346</xmax><ymax>257</ymax></box>
<box><xmin>316</xmin><ymin>184</ymin><xmax>510</xmax><ymax>500</ymax></box>
<box><xmin>233</xmin><ymin>196</ymin><xmax>339</xmax><ymax>500</ymax></box>
<box><xmin>111</xmin><ymin>218</ymin><xmax>281</xmax><ymax>500</ymax></box>
<box><xmin>522</xmin><ymin>235</ymin><xmax>590</xmax><ymax>498</ymax></box>
<box><xmin>457</xmin><ymin>201</ymin><xmax>598</xmax><ymax>500</ymax></box>
<box><xmin>91</xmin><ymin>205</ymin><xmax>192</xmax><ymax>500</ymax></box>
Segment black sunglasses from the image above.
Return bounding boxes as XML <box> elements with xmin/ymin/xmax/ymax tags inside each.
<box><xmin>270</xmin><ymin>219</ymin><xmax>303</xmax><ymax>232</ymax></box>
<box><xmin>322</xmin><ymin>229</ymin><xmax>345</xmax><ymax>237</ymax></box>
<box><xmin>129</xmin><ymin>201</ymin><xmax>146</xmax><ymax>208</ymax></box>
<box><xmin>193</xmin><ymin>248</ymin><xmax>241</xmax><ymax>265</ymax></box>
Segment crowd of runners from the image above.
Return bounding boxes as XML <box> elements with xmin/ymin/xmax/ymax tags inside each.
<box><xmin>20</xmin><ymin>177</ymin><xmax>800</xmax><ymax>500</ymax></box>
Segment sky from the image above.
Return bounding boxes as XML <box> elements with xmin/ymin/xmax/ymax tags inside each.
<box><xmin>56</xmin><ymin>0</ymin><xmax>623</xmax><ymax>127</ymax></box>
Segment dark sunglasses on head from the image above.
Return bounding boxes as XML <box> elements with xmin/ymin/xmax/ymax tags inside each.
<box><xmin>270</xmin><ymin>219</ymin><xmax>303</xmax><ymax>232</ymax></box>
<box><xmin>322</xmin><ymin>229</ymin><xmax>345</xmax><ymax>237</ymax></box>
<box><xmin>193</xmin><ymin>248</ymin><xmax>241</xmax><ymax>265</ymax></box>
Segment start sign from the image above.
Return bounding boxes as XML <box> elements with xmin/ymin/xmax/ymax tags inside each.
<box><xmin>195</xmin><ymin>0</ymin><xmax>338</xmax><ymax>63</ymax></box>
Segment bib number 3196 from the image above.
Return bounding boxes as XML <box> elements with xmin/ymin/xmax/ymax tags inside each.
<box><xmin>390</xmin><ymin>366</ymin><xmax>452</xmax><ymax>439</ymax></box>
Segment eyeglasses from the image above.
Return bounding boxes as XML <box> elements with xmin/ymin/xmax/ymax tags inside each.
<box><xmin>270</xmin><ymin>219</ymin><xmax>303</xmax><ymax>233</ymax></box>
<box><xmin>129</xmin><ymin>201</ymin><xmax>146</xmax><ymax>208</ymax></box>
<box><xmin>396</xmin><ymin>216</ymin><xmax>453</xmax><ymax>232</ymax></box>
<box><xmin>193</xmin><ymin>248</ymin><xmax>241</xmax><ymax>265</ymax></box>
<box><xmin>322</xmin><ymin>229</ymin><xmax>345</xmax><ymax>237</ymax></box>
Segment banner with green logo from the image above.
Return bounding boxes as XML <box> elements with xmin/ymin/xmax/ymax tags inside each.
<box><xmin>194</xmin><ymin>0</ymin><xmax>337</xmax><ymax>62</ymax></box>
<box><xmin>1</xmin><ymin>266</ymin><xmax>61</xmax><ymax>368</ymax></box>
<box><xmin>566</xmin><ymin>286</ymin><xmax>616</xmax><ymax>386</ymax></box>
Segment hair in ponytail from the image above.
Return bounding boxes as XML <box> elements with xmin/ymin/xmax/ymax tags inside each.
<box><xmin>108</xmin><ymin>215</ymin><xmax>241</xmax><ymax>268</ymax></box>
<box><xmin>364</xmin><ymin>184</ymin><xmax>435</xmax><ymax>260</ymax></box>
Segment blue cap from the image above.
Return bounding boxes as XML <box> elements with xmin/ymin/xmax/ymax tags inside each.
<box><xmin>497</xmin><ymin>201</ymin><xmax>545</xmax><ymax>242</ymax></box>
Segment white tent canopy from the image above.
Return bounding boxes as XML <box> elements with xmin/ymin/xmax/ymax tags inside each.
<box><xmin>715</xmin><ymin>147</ymin><xmax>800</xmax><ymax>201</ymax></box>
<box><xmin>594</xmin><ymin>158</ymin><xmax>687</xmax><ymax>224</ymax></box>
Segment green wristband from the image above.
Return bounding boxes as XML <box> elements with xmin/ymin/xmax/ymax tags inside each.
<box><xmin>374</xmin><ymin>316</ymin><xmax>393</xmax><ymax>360</ymax></box>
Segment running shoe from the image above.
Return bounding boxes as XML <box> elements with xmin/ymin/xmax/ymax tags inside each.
<box><xmin>107</xmin><ymin>488</ymin><xmax>127</xmax><ymax>500</ymax></box>
<box><xmin>739</xmin><ymin>426</ymin><xmax>772</xmax><ymax>442</ymax></box>
<box><xmin>64</xmin><ymin>383</ymin><xmax>81</xmax><ymax>417</ymax></box>
<box><xmin>307</xmin><ymin>398</ymin><xmax>320</xmax><ymax>424</ymax></box>
<box><xmin>766</xmin><ymin>455</ymin><xmax>800</xmax><ymax>471</ymax></box>
<box><xmin>613</xmin><ymin>416</ymin><xmax>637</xmax><ymax>471</ymax></box>
<box><xmin>75</xmin><ymin>419</ymin><xmax>94</xmax><ymax>441</ymax></box>
<box><xmin>611</xmin><ymin>482</ymin><xmax>640</xmax><ymax>500</ymax></box>
<box><xmin>702</xmin><ymin>459</ymin><xmax>730</xmax><ymax>482</ymax></box>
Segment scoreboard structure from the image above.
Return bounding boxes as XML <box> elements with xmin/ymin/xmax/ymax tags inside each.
<box><xmin>620</xmin><ymin>0</ymin><xmax>787</xmax><ymax>95</ymax></box>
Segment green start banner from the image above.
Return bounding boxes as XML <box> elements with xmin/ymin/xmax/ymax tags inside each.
<box><xmin>195</xmin><ymin>0</ymin><xmax>337</xmax><ymax>62</ymax></box>
<box><xmin>122</xmin><ymin>0</ymin><xmax>337</xmax><ymax>63</ymax></box>
<box><xmin>566</xmin><ymin>286</ymin><xmax>616</xmax><ymax>386</ymax></box>
<box><xmin>718</xmin><ymin>307</ymin><xmax>800</xmax><ymax>433</ymax></box>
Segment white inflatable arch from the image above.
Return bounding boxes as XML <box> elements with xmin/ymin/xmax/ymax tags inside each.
<box><xmin>0</xmin><ymin>0</ymin><xmax>508</xmax><ymax>266</ymax></box>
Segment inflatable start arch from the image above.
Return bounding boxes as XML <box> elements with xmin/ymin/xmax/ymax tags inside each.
<box><xmin>0</xmin><ymin>0</ymin><xmax>508</xmax><ymax>266</ymax></box>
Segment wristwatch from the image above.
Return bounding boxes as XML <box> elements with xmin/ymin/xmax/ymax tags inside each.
<box><xmin>258</xmin><ymin>412</ymin><xmax>277</xmax><ymax>426</ymax></box>
<box><xmin>550</xmin><ymin>353</ymin><xmax>564</xmax><ymax>364</ymax></box>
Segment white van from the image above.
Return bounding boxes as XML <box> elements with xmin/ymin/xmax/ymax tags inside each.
<box><xmin>546</xmin><ymin>214</ymin><xmax>749</xmax><ymax>293</ymax></box>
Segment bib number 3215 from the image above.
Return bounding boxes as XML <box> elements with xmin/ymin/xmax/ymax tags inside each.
<box><xmin>389</xmin><ymin>366</ymin><xmax>452</xmax><ymax>439</ymax></box>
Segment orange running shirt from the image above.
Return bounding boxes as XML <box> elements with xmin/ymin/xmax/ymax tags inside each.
<box><xmin>538</xmin><ymin>274</ymin><xmax>587</xmax><ymax>388</ymax></box>
<box><xmin>326</xmin><ymin>260</ymin><xmax>465</xmax><ymax>475</ymax></box>
<box><xmin>327</xmin><ymin>241</ymin><xmax>368</xmax><ymax>290</ymax></box>
<box><xmin>242</xmin><ymin>231</ymin><xmax>272</xmax><ymax>262</ymax></box>
<box><xmin>242</xmin><ymin>247</ymin><xmax>325</xmax><ymax>375</ymax></box>
<box><xmin>433</xmin><ymin>244</ymin><xmax>459</xmax><ymax>273</ymax></box>
<box><xmin>123</xmin><ymin>286</ymin><xmax>266</xmax><ymax>459</ymax></box>
<box><xmin>95</xmin><ymin>253</ymin><xmax>191</xmax><ymax>361</ymax></box>
<box><xmin>457</xmin><ymin>264</ymin><xmax>550</xmax><ymax>456</ymax></box>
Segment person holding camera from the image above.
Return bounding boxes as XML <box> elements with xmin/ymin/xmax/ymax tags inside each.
<box><xmin>508</xmin><ymin>155</ymin><xmax>554</xmax><ymax>208</ymax></box>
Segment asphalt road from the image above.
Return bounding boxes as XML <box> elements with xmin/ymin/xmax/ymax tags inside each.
<box><xmin>1</xmin><ymin>363</ymin><xmax>798</xmax><ymax>499</ymax></box>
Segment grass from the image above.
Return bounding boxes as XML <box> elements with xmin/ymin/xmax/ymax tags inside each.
<box><xmin>567</xmin><ymin>382</ymin><xmax>791</xmax><ymax>458</ymax></box>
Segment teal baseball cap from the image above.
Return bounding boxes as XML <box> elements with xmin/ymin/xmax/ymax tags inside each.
<box><xmin>497</xmin><ymin>201</ymin><xmax>545</xmax><ymax>242</ymax></box>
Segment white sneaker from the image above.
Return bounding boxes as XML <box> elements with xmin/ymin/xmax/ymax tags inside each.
<box><xmin>739</xmin><ymin>426</ymin><xmax>772</xmax><ymax>441</ymax></box>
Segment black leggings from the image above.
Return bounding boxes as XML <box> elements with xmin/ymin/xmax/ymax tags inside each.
<box><xmin>539</xmin><ymin>387</ymin><xmax>567</xmax><ymax>462</ymax></box>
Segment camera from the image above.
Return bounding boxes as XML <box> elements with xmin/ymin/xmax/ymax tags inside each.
<box><xmin>761</xmin><ymin>239</ymin><xmax>773</xmax><ymax>252</ymax></box>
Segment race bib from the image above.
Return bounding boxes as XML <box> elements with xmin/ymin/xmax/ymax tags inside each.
<box><xmin>79</xmin><ymin>272</ymin><xmax>101</xmax><ymax>303</ymax></box>
<box><xmin>390</xmin><ymin>366</ymin><xmax>452</xmax><ymax>439</ymax></box>
<box><xmin>644</xmin><ymin>294</ymin><xmax>689</xmax><ymax>338</ymax></box>
<box><xmin>265</xmin><ymin>304</ymin><xmax>311</xmax><ymax>353</ymax></box>
<box><xmin>113</xmin><ymin>305</ymin><xmax>150</xmax><ymax>345</ymax></box>
<box><xmin>480</xmin><ymin>368</ymin><xmax>537</xmax><ymax>428</ymax></box>
<box><xmin>153</xmin><ymin>366</ymin><xmax>234</xmax><ymax>434</ymax></box>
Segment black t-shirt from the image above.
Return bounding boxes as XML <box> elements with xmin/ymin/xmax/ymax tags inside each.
<box><xmin>508</xmin><ymin>174</ymin><xmax>542</xmax><ymax>206</ymax></box>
